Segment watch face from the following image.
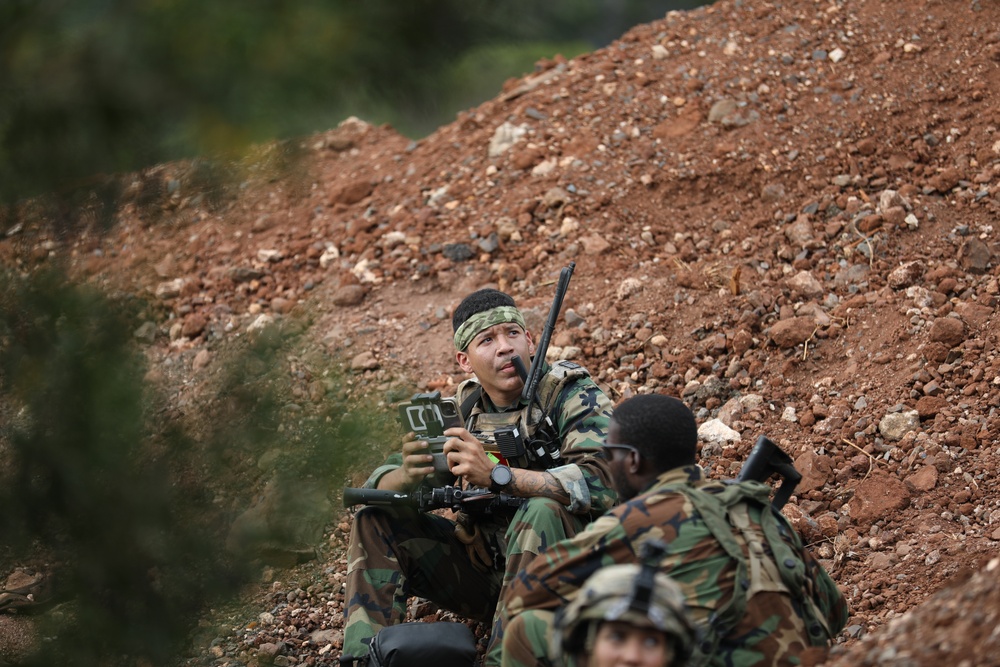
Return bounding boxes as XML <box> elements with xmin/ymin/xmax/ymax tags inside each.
<box><xmin>492</xmin><ymin>464</ymin><xmax>512</xmax><ymax>486</ymax></box>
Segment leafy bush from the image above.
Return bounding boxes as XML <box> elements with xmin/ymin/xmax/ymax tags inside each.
<box><xmin>0</xmin><ymin>268</ymin><xmax>392</xmax><ymax>665</ymax></box>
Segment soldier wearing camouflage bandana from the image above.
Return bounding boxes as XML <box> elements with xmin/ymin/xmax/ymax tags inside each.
<box><xmin>501</xmin><ymin>394</ymin><xmax>849</xmax><ymax>667</ymax></box>
<box><xmin>343</xmin><ymin>288</ymin><xmax>616</xmax><ymax>666</ymax></box>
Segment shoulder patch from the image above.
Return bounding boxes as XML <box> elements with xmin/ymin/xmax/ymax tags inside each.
<box><xmin>545</xmin><ymin>359</ymin><xmax>588</xmax><ymax>381</ymax></box>
<box><xmin>534</xmin><ymin>361</ymin><xmax>590</xmax><ymax>417</ymax></box>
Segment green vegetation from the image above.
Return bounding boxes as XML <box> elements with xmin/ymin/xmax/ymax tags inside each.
<box><xmin>0</xmin><ymin>3</ymin><xmax>712</xmax><ymax>662</ymax></box>
<box><xmin>1</xmin><ymin>0</ymin><xmax>710</xmax><ymax>210</ymax></box>
<box><xmin>0</xmin><ymin>268</ymin><xmax>394</xmax><ymax>665</ymax></box>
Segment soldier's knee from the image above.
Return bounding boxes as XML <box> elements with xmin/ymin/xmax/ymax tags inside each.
<box><xmin>505</xmin><ymin>498</ymin><xmax>576</xmax><ymax>555</ymax></box>
<box><xmin>516</xmin><ymin>496</ymin><xmax>569</xmax><ymax>521</ymax></box>
<box><xmin>348</xmin><ymin>506</ymin><xmax>402</xmax><ymax>552</ymax></box>
<box><xmin>502</xmin><ymin>610</ymin><xmax>556</xmax><ymax>667</ymax></box>
<box><xmin>353</xmin><ymin>505</ymin><xmax>386</xmax><ymax>522</ymax></box>
<box><xmin>351</xmin><ymin>505</ymin><xmax>402</xmax><ymax>531</ymax></box>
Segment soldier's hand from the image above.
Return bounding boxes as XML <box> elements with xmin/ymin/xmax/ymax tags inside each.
<box><xmin>399</xmin><ymin>433</ymin><xmax>436</xmax><ymax>487</ymax></box>
<box><xmin>443</xmin><ymin>427</ymin><xmax>494</xmax><ymax>488</ymax></box>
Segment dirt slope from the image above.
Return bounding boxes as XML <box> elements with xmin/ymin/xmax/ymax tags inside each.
<box><xmin>3</xmin><ymin>0</ymin><xmax>1000</xmax><ymax>665</ymax></box>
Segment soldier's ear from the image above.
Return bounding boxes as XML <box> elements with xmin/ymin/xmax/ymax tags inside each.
<box><xmin>456</xmin><ymin>350</ymin><xmax>474</xmax><ymax>373</ymax></box>
<box><xmin>628</xmin><ymin>449</ymin><xmax>642</xmax><ymax>474</ymax></box>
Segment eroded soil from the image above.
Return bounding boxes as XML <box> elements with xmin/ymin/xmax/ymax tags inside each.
<box><xmin>3</xmin><ymin>0</ymin><xmax>1000</xmax><ymax>664</ymax></box>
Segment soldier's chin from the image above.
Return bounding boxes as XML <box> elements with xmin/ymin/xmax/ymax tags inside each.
<box><xmin>495</xmin><ymin>375</ymin><xmax>525</xmax><ymax>395</ymax></box>
<box><xmin>503</xmin><ymin>376</ymin><xmax>525</xmax><ymax>391</ymax></box>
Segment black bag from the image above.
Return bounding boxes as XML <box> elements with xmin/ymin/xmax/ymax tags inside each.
<box><xmin>367</xmin><ymin>622</ymin><xmax>478</xmax><ymax>667</ymax></box>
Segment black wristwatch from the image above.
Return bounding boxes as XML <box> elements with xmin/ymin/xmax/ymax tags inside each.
<box><xmin>489</xmin><ymin>464</ymin><xmax>513</xmax><ymax>494</ymax></box>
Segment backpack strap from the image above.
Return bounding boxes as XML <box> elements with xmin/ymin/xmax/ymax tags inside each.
<box><xmin>667</xmin><ymin>482</ymin><xmax>753</xmax><ymax>666</ymax></box>
<box><xmin>531</xmin><ymin>360</ymin><xmax>589</xmax><ymax>430</ymax></box>
<box><xmin>457</xmin><ymin>381</ymin><xmax>482</xmax><ymax>424</ymax></box>
<box><xmin>727</xmin><ymin>501</ymin><xmax>788</xmax><ymax>599</ymax></box>
<box><xmin>757</xmin><ymin>503</ymin><xmax>833</xmax><ymax>644</ymax></box>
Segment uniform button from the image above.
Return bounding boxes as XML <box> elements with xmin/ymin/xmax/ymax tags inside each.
<box><xmin>741</xmin><ymin>579</ymin><xmax>750</xmax><ymax>590</ymax></box>
<box><xmin>810</xmin><ymin>623</ymin><xmax>823</xmax><ymax>636</ymax></box>
<box><xmin>784</xmin><ymin>558</ymin><xmax>796</xmax><ymax>568</ymax></box>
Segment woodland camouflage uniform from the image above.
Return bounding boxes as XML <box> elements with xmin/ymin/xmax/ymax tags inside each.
<box><xmin>502</xmin><ymin>465</ymin><xmax>849</xmax><ymax>667</ymax></box>
<box><xmin>343</xmin><ymin>363</ymin><xmax>615</xmax><ymax>666</ymax></box>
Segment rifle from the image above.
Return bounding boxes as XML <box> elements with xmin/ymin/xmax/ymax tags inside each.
<box><xmin>736</xmin><ymin>435</ymin><xmax>802</xmax><ymax>509</ymax></box>
<box><xmin>491</xmin><ymin>262</ymin><xmax>575</xmax><ymax>469</ymax></box>
<box><xmin>342</xmin><ymin>485</ymin><xmax>525</xmax><ymax>515</ymax></box>
<box><xmin>344</xmin><ymin>266</ymin><xmax>579</xmax><ymax>516</ymax></box>
<box><xmin>344</xmin><ymin>436</ymin><xmax>801</xmax><ymax>516</ymax></box>
<box><xmin>523</xmin><ymin>262</ymin><xmax>575</xmax><ymax>408</ymax></box>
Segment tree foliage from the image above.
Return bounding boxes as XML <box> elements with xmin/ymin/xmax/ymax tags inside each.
<box><xmin>1</xmin><ymin>0</ymin><xmax>710</xmax><ymax>210</ymax></box>
<box><xmin>0</xmin><ymin>2</ymin><xmax>720</xmax><ymax>661</ymax></box>
<box><xmin>0</xmin><ymin>269</ymin><xmax>232</xmax><ymax>664</ymax></box>
<box><xmin>0</xmin><ymin>268</ymin><xmax>392</xmax><ymax>665</ymax></box>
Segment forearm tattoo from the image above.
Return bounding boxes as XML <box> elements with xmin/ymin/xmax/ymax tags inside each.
<box><xmin>513</xmin><ymin>470</ymin><xmax>570</xmax><ymax>503</ymax></box>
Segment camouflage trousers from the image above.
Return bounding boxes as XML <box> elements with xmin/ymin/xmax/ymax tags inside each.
<box><xmin>343</xmin><ymin>498</ymin><xmax>586</xmax><ymax>666</ymax></box>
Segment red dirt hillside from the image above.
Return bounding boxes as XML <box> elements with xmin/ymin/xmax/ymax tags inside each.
<box><xmin>2</xmin><ymin>0</ymin><xmax>999</xmax><ymax>665</ymax></box>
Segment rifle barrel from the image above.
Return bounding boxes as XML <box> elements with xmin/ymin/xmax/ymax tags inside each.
<box><xmin>522</xmin><ymin>262</ymin><xmax>575</xmax><ymax>405</ymax></box>
<box><xmin>342</xmin><ymin>484</ymin><xmax>525</xmax><ymax>514</ymax></box>
<box><xmin>342</xmin><ymin>487</ymin><xmax>416</xmax><ymax>508</ymax></box>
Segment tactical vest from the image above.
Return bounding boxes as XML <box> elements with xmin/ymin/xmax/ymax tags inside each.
<box><xmin>455</xmin><ymin>360</ymin><xmax>589</xmax><ymax>470</ymax></box>
<box><xmin>661</xmin><ymin>480</ymin><xmax>834</xmax><ymax>667</ymax></box>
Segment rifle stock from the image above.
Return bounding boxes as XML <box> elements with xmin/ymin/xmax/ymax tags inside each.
<box><xmin>736</xmin><ymin>435</ymin><xmax>802</xmax><ymax>509</ymax></box>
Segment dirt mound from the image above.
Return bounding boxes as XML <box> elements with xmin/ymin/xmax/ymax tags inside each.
<box><xmin>3</xmin><ymin>0</ymin><xmax>999</xmax><ymax>664</ymax></box>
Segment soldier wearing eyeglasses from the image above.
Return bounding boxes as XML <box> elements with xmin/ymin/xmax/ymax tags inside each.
<box><xmin>501</xmin><ymin>394</ymin><xmax>848</xmax><ymax>667</ymax></box>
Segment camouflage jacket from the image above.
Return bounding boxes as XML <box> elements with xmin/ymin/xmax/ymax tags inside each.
<box><xmin>364</xmin><ymin>364</ymin><xmax>617</xmax><ymax>516</ymax></box>
<box><xmin>504</xmin><ymin>465</ymin><xmax>849</xmax><ymax>667</ymax></box>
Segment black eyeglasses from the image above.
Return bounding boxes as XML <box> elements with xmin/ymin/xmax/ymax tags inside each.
<box><xmin>600</xmin><ymin>443</ymin><xmax>640</xmax><ymax>459</ymax></box>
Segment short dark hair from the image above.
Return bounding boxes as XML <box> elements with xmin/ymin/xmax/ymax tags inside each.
<box><xmin>452</xmin><ymin>288</ymin><xmax>517</xmax><ymax>333</ymax></box>
<box><xmin>612</xmin><ymin>394</ymin><xmax>697</xmax><ymax>472</ymax></box>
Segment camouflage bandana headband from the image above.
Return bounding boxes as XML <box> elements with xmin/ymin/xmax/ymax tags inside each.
<box><xmin>453</xmin><ymin>306</ymin><xmax>526</xmax><ymax>351</ymax></box>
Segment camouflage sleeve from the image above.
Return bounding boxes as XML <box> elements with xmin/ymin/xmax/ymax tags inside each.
<box><xmin>505</xmin><ymin>484</ymin><xmax>717</xmax><ymax>622</ymax></box>
<box><xmin>804</xmin><ymin>548</ymin><xmax>850</xmax><ymax>634</ymax></box>
<box><xmin>550</xmin><ymin>376</ymin><xmax>617</xmax><ymax>514</ymax></box>
<box><xmin>362</xmin><ymin>452</ymin><xmax>403</xmax><ymax>489</ymax></box>
<box><xmin>504</xmin><ymin>512</ymin><xmax>634</xmax><ymax>617</ymax></box>
<box><xmin>774</xmin><ymin>507</ymin><xmax>850</xmax><ymax>636</ymax></box>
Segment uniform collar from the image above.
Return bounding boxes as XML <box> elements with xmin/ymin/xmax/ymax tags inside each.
<box><xmin>481</xmin><ymin>393</ymin><xmax>527</xmax><ymax>412</ymax></box>
<box><xmin>649</xmin><ymin>464</ymin><xmax>705</xmax><ymax>489</ymax></box>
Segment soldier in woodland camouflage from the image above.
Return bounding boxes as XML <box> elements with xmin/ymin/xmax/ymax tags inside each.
<box><xmin>501</xmin><ymin>394</ymin><xmax>848</xmax><ymax>667</ymax></box>
<box><xmin>553</xmin><ymin>561</ymin><xmax>696</xmax><ymax>667</ymax></box>
<box><xmin>342</xmin><ymin>288</ymin><xmax>616</xmax><ymax>666</ymax></box>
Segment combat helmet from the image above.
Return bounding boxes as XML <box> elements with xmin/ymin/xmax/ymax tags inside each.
<box><xmin>553</xmin><ymin>541</ymin><xmax>696</xmax><ymax>664</ymax></box>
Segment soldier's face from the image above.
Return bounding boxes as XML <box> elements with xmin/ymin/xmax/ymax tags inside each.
<box><xmin>456</xmin><ymin>322</ymin><xmax>534</xmax><ymax>407</ymax></box>
<box><xmin>587</xmin><ymin>621</ymin><xmax>675</xmax><ymax>667</ymax></box>
<box><xmin>605</xmin><ymin>421</ymin><xmax>642</xmax><ymax>500</ymax></box>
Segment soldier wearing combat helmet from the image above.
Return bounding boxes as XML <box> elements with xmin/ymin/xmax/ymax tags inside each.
<box><xmin>554</xmin><ymin>543</ymin><xmax>697</xmax><ymax>667</ymax></box>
